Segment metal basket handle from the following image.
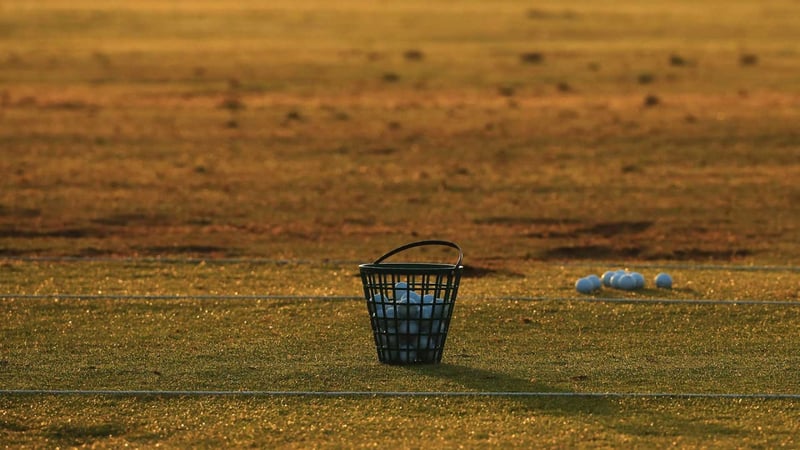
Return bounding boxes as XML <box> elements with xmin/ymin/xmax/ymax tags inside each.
<box><xmin>373</xmin><ymin>240</ymin><xmax>463</xmax><ymax>266</ymax></box>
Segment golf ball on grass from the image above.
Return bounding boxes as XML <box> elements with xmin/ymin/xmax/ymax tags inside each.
<box><xmin>609</xmin><ymin>270</ymin><xmax>628</xmax><ymax>288</ymax></box>
<box><xmin>586</xmin><ymin>274</ymin><xmax>602</xmax><ymax>290</ymax></box>
<box><xmin>601</xmin><ymin>271</ymin><xmax>615</xmax><ymax>287</ymax></box>
<box><xmin>575</xmin><ymin>277</ymin><xmax>596</xmax><ymax>294</ymax></box>
<box><xmin>631</xmin><ymin>272</ymin><xmax>645</xmax><ymax>289</ymax></box>
<box><xmin>655</xmin><ymin>272</ymin><xmax>673</xmax><ymax>289</ymax></box>
<box><xmin>616</xmin><ymin>274</ymin><xmax>636</xmax><ymax>291</ymax></box>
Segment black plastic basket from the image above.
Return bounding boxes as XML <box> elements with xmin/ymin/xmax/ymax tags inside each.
<box><xmin>359</xmin><ymin>240</ymin><xmax>463</xmax><ymax>364</ymax></box>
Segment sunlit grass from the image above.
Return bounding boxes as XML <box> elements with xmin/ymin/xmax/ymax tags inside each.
<box><xmin>2</xmin><ymin>262</ymin><xmax>799</xmax><ymax>447</ymax></box>
<box><xmin>2</xmin><ymin>0</ymin><xmax>800</xmax><ymax>447</ymax></box>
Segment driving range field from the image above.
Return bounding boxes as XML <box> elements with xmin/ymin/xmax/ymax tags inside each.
<box><xmin>2</xmin><ymin>0</ymin><xmax>800</xmax><ymax>448</ymax></box>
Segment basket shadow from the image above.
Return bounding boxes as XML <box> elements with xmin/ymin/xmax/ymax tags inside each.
<box><xmin>401</xmin><ymin>363</ymin><xmax>618</xmax><ymax>417</ymax></box>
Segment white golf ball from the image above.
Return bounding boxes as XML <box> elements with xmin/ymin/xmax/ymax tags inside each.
<box><xmin>396</xmin><ymin>302</ymin><xmax>420</xmax><ymax>319</ymax></box>
<box><xmin>586</xmin><ymin>274</ymin><xmax>602</xmax><ymax>290</ymax></box>
<box><xmin>617</xmin><ymin>274</ymin><xmax>636</xmax><ymax>291</ymax></box>
<box><xmin>374</xmin><ymin>303</ymin><xmax>395</xmax><ymax>319</ymax></box>
<box><xmin>394</xmin><ymin>281</ymin><xmax>417</xmax><ymax>300</ymax></box>
<box><xmin>610</xmin><ymin>270</ymin><xmax>628</xmax><ymax>288</ymax></box>
<box><xmin>631</xmin><ymin>272</ymin><xmax>645</xmax><ymax>289</ymax></box>
<box><xmin>397</xmin><ymin>320</ymin><xmax>419</xmax><ymax>335</ymax></box>
<box><xmin>420</xmin><ymin>304</ymin><xmax>433</xmax><ymax>319</ymax></box>
<box><xmin>372</xmin><ymin>294</ymin><xmax>392</xmax><ymax>308</ymax></box>
<box><xmin>575</xmin><ymin>277</ymin><xmax>594</xmax><ymax>294</ymax></box>
<box><xmin>406</xmin><ymin>291</ymin><xmax>421</xmax><ymax>303</ymax></box>
<box><xmin>398</xmin><ymin>347</ymin><xmax>417</xmax><ymax>363</ymax></box>
<box><xmin>655</xmin><ymin>272</ymin><xmax>673</xmax><ymax>289</ymax></box>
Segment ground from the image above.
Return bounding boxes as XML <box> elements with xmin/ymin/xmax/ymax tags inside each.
<box><xmin>1</xmin><ymin>0</ymin><xmax>799</xmax><ymax>448</ymax></box>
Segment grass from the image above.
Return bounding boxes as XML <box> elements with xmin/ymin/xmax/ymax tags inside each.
<box><xmin>2</xmin><ymin>263</ymin><xmax>799</xmax><ymax>446</ymax></box>
<box><xmin>2</xmin><ymin>0</ymin><xmax>799</xmax><ymax>264</ymax></box>
<box><xmin>3</xmin><ymin>290</ymin><xmax>800</xmax><ymax>393</ymax></box>
<box><xmin>1</xmin><ymin>395</ymin><xmax>796</xmax><ymax>448</ymax></box>
<box><xmin>1</xmin><ymin>0</ymin><xmax>800</xmax><ymax>447</ymax></box>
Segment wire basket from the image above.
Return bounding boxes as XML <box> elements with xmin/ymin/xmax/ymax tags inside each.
<box><xmin>359</xmin><ymin>240</ymin><xmax>463</xmax><ymax>364</ymax></box>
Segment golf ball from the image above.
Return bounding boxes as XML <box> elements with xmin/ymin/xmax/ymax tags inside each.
<box><xmin>575</xmin><ymin>277</ymin><xmax>595</xmax><ymax>294</ymax></box>
<box><xmin>398</xmin><ymin>347</ymin><xmax>417</xmax><ymax>363</ymax></box>
<box><xmin>609</xmin><ymin>270</ymin><xmax>628</xmax><ymax>288</ymax></box>
<box><xmin>655</xmin><ymin>272</ymin><xmax>673</xmax><ymax>289</ymax></box>
<box><xmin>601</xmin><ymin>271</ymin><xmax>615</xmax><ymax>287</ymax></box>
<box><xmin>631</xmin><ymin>272</ymin><xmax>645</xmax><ymax>289</ymax></box>
<box><xmin>394</xmin><ymin>281</ymin><xmax>410</xmax><ymax>299</ymax></box>
<box><xmin>407</xmin><ymin>291</ymin><xmax>421</xmax><ymax>303</ymax></box>
<box><xmin>397</xmin><ymin>320</ymin><xmax>419</xmax><ymax>335</ymax></box>
<box><xmin>395</xmin><ymin>301</ymin><xmax>420</xmax><ymax>319</ymax></box>
<box><xmin>374</xmin><ymin>303</ymin><xmax>395</xmax><ymax>319</ymax></box>
<box><xmin>617</xmin><ymin>274</ymin><xmax>636</xmax><ymax>291</ymax></box>
<box><xmin>586</xmin><ymin>274</ymin><xmax>602</xmax><ymax>290</ymax></box>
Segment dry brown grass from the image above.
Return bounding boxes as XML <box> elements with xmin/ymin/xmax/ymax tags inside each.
<box><xmin>2</xmin><ymin>0</ymin><xmax>799</xmax><ymax>264</ymax></box>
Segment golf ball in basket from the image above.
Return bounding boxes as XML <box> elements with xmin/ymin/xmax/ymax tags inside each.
<box><xmin>395</xmin><ymin>302</ymin><xmax>420</xmax><ymax>319</ymax></box>
<box><xmin>397</xmin><ymin>320</ymin><xmax>419</xmax><ymax>335</ymax></box>
<box><xmin>394</xmin><ymin>281</ymin><xmax>420</xmax><ymax>301</ymax></box>
<box><xmin>373</xmin><ymin>303</ymin><xmax>395</xmax><ymax>319</ymax></box>
<box><xmin>398</xmin><ymin>346</ymin><xmax>417</xmax><ymax>363</ymax></box>
<box><xmin>403</xmin><ymin>291</ymin><xmax>421</xmax><ymax>303</ymax></box>
<box><xmin>655</xmin><ymin>272</ymin><xmax>673</xmax><ymax>289</ymax></box>
<box><xmin>575</xmin><ymin>277</ymin><xmax>595</xmax><ymax>294</ymax></box>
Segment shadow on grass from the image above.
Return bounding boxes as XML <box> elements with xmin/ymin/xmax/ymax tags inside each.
<box><xmin>47</xmin><ymin>422</ymin><xmax>126</xmax><ymax>447</ymax></box>
<box><xmin>401</xmin><ymin>363</ymin><xmax>618</xmax><ymax>417</ymax></box>
<box><xmin>401</xmin><ymin>364</ymin><xmax>745</xmax><ymax>438</ymax></box>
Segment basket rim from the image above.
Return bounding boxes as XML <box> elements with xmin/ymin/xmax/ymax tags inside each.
<box><xmin>359</xmin><ymin>262</ymin><xmax>463</xmax><ymax>274</ymax></box>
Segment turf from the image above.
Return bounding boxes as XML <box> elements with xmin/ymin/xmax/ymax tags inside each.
<box><xmin>2</xmin><ymin>263</ymin><xmax>799</xmax><ymax>446</ymax></box>
<box><xmin>2</xmin><ymin>0</ymin><xmax>800</xmax><ymax>447</ymax></box>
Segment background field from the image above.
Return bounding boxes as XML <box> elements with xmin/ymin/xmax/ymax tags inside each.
<box><xmin>1</xmin><ymin>0</ymin><xmax>799</xmax><ymax>448</ymax></box>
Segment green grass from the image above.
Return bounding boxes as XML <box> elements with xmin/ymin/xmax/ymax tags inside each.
<box><xmin>2</xmin><ymin>0</ymin><xmax>800</xmax><ymax>447</ymax></box>
<box><xmin>2</xmin><ymin>263</ymin><xmax>800</xmax><ymax>447</ymax></box>
<box><xmin>1</xmin><ymin>395</ymin><xmax>796</xmax><ymax>448</ymax></box>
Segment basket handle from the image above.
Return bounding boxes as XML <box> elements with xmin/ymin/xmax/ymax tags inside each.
<box><xmin>373</xmin><ymin>240</ymin><xmax>463</xmax><ymax>266</ymax></box>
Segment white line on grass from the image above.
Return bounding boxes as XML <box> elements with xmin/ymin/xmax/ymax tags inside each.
<box><xmin>560</xmin><ymin>261</ymin><xmax>800</xmax><ymax>273</ymax></box>
<box><xmin>2</xmin><ymin>256</ymin><xmax>798</xmax><ymax>272</ymax></box>
<box><xmin>0</xmin><ymin>294</ymin><xmax>362</xmax><ymax>301</ymax></box>
<box><xmin>2</xmin><ymin>294</ymin><xmax>799</xmax><ymax>306</ymax></box>
<box><xmin>0</xmin><ymin>256</ymin><xmax>356</xmax><ymax>265</ymax></box>
<box><xmin>1</xmin><ymin>389</ymin><xmax>799</xmax><ymax>399</ymax></box>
